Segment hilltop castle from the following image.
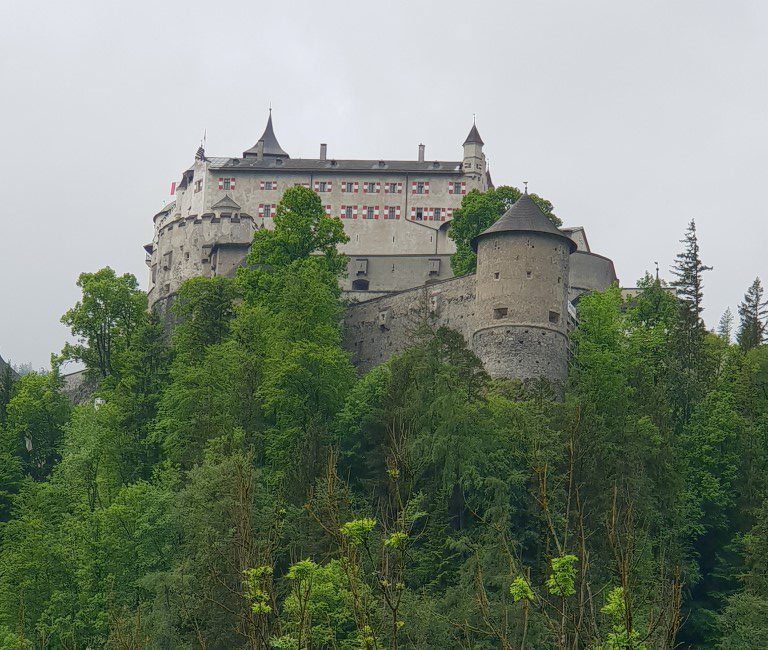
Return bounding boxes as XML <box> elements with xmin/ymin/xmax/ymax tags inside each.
<box><xmin>145</xmin><ymin>113</ymin><xmax>618</xmax><ymax>390</ymax></box>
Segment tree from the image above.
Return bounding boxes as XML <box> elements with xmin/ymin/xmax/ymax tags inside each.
<box><xmin>718</xmin><ymin>308</ymin><xmax>734</xmax><ymax>343</ymax></box>
<box><xmin>670</xmin><ymin>219</ymin><xmax>713</xmax><ymax>425</ymax></box>
<box><xmin>448</xmin><ymin>186</ymin><xmax>561</xmax><ymax>276</ymax></box>
<box><xmin>736</xmin><ymin>277</ymin><xmax>767</xmax><ymax>351</ymax></box>
<box><xmin>60</xmin><ymin>267</ymin><xmax>148</xmax><ymax>380</ymax></box>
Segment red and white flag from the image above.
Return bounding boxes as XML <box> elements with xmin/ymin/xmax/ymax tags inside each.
<box><xmin>170</xmin><ymin>182</ymin><xmax>176</xmax><ymax>196</ymax></box>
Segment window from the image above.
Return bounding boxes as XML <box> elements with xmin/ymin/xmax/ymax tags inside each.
<box><xmin>218</xmin><ymin>177</ymin><xmax>236</xmax><ymax>190</ymax></box>
<box><xmin>428</xmin><ymin>259</ymin><xmax>440</xmax><ymax>275</ymax></box>
<box><xmin>493</xmin><ymin>272</ymin><xmax>500</xmax><ymax>280</ymax></box>
<box><xmin>415</xmin><ymin>208</ymin><xmax>423</xmax><ymax>221</ymax></box>
<box><xmin>387</xmin><ymin>206</ymin><xmax>396</xmax><ymax>220</ymax></box>
<box><xmin>352</xmin><ymin>279</ymin><xmax>370</xmax><ymax>290</ymax></box>
<box><xmin>433</xmin><ymin>208</ymin><xmax>441</xmax><ymax>221</ymax></box>
<box><xmin>549</xmin><ymin>311</ymin><xmax>560</xmax><ymax>324</ymax></box>
<box><xmin>416</xmin><ymin>182</ymin><xmax>425</xmax><ymax>194</ymax></box>
<box><xmin>318</xmin><ymin>181</ymin><xmax>327</xmax><ymax>192</ymax></box>
<box><xmin>223</xmin><ymin>178</ymin><xmax>231</xmax><ymax>190</ymax></box>
<box><xmin>526</xmin><ymin>270</ymin><xmax>532</xmax><ymax>279</ymax></box>
<box><xmin>345</xmin><ymin>206</ymin><xmax>354</xmax><ymax>219</ymax></box>
<box><xmin>366</xmin><ymin>182</ymin><xmax>376</xmax><ymax>193</ymax></box>
<box><xmin>453</xmin><ymin>182</ymin><xmax>462</xmax><ymax>194</ymax></box>
<box><xmin>493</xmin><ymin>307</ymin><xmax>508</xmax><ymax>319</ymax></box>
<box><xmin>345</xmin><ymin>182</ymin><xmax>354</xmax><ymax>193</ymax></box>
<box><xmin>355</xmin><ymin>258</ymin><xmax>368</xmax><ymax>275</ymax></box>
<box><xmin>262</xmin><ymin>180</ymin><xmax>275</xmax><ymax>190</ymax></box>
<box><xmin>194</xmin><ymin>179</ymin><xmax>202</xmax><ymax>193</ymax></box>
<box><xmin>263</xmin><ymin>204</ymin><xmax>271</xmax><ymax>219</ymax></box>
<box><xmin>389</xmin><ymin>182</ymin><xmax>397</xmax><ymax>193</ymax></box>
<box><xmin>365</xmin><ymin>206</ymin><xmax>375</xmax><ymax>220</ymax></box>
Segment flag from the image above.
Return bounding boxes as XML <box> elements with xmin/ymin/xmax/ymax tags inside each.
<box><xmin>170</xmin><ymin>181</ymin><xmax>176</xmax><ymax>196</ymax></box>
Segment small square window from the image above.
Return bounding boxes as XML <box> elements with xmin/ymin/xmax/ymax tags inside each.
<box><xmin>493</xmin><ymin>307</ymin><xmax>508</xmax><ymax>319</ymax></box>
<box><xmin>493</xmin><ymin>272</ymin><xmax>500</xmax><ymax>280</ymax></box>
<box><xmin>549</xmin><ymin>311</ymin><xmax>560</xmax><ymax>324</ymax></box>
<box><xmin>345</xmin><ymin>182</ymin><xmax>354</xmax><ymax>192</ymax></box>
<box><xmin>526</xmin><ymin>271</ymin><xmax>532</xmax><ymax>279</ymax></box>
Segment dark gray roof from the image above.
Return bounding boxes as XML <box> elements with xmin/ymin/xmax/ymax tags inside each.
<box><xmin>243</xmin><ymin>112</ymin><xmax>290</xmax><ymax>158</ymax></box>
<box><xmin>471</xmin><ymin>193</ymin><xmax>577</xmax><ymax>252</ymax></box>
<box><xmin>463</xmin><ymin>123</ymin><xmax>484</xmax><ymax>146</ymax></box>
<box><xmin>211</xmin><ymin>194</ymin><xmax>242</xmax><ymax>211</ymax></box>
<box><xmin>212</xmin><ymin>157</ymin><xmax>464</xmax><ymax>174</ymax></box>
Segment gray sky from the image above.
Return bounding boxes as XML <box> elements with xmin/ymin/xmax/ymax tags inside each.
<box><xmin>1</xmin><ymin>0</ymin><xmax>766</xmax><ymax>369</ymax></box>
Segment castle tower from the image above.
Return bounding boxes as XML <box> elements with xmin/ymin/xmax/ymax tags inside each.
<box><xmin>462</xmin><ymin>120</ymin><xmax>486</xmax><ymax>179</ymax></box>
<box><xmin>243</xmin><ymin>110</ymin><xmax>290</xmax><ymax>159</ymax></box>
<box><xmin>470</xmin><ymin>192</ymin><xmax>576</xmax><ymax>390</ymax></box>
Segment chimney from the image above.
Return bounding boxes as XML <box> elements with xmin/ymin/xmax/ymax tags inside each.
<box><xmin>418</xmin><ymin>143</ymin><xmax>425</xmax><ymax>162</ymax></box>
<box><xmin>320</xmin><ymin>143</ymin><xmax>327</xmax><ymax>160</ymax></box>
<box><xmin>256</xmin><ymin>139</ymin><xmax>264</xmax><ymax>161</ymax></box>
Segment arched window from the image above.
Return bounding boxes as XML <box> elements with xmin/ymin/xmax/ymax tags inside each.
<box><xmin>352</xmin><ymin>279</ymin><xmax>370</xmax><ymax>291</ymax></box>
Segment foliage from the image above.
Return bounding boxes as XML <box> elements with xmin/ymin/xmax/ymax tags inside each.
<box><xmin>447</xmin><ymin>185</ymin><xmax>561</xmax><ymax>275</ymax></box>
<box><xmin>59</xmin><ymin>267</ymin><xmax>147</xmax><ymax>380</ymax></box>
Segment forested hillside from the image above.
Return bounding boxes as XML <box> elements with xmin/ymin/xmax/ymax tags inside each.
<box><xmin>1</xmin><ymin>187</ymin><xmax>767</xmax><ymax>649</ymax></box>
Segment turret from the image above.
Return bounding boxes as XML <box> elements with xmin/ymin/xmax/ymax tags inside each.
<box><xmin>243</xmin><ymin>110</ymin><xmax>290</xmax><ymax>159</ymax></box>
<box><xmin>470</xmin><ymin>192</ymin><xmax>576</xmax><ymax>393</ymax></box>
<box><xmin>462</xmin><ymin>120</ymin><xmax>486</xmax><ymax>177</ymax></box>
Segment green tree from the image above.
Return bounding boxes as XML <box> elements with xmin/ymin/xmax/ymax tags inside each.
<box><xmin>448</xmin><ymin>186</ymin><xmax>561</xmax><ymax>276</ymax></box>
<box><xmin>60</xmin><ymin>267</ymin><xmax>148</xmax><ymax>380</ymax></box>
<box><xmin>736</xmin><ymin>277</ymin><xmax>767</xmax><ymax>351</ymax></box>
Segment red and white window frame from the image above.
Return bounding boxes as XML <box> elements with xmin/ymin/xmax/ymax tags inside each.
<box><xmin>341</xmin><ymin>181</ymin><xmax>360</xmax><ymax>194</ymax></box>
<box><xmin>409</xmin><ymin>207</ymin><xmax>451</xmax><ymax>221</ymax></box>
<box><xmin>383</xmin><ymin>181</ymin><xmax>404</xmax><ymax>194</ymax></box>
<box><xmin>218</xmin><ymin>177</ymin><xmax>236</xmax><ymax>190</ymax></box>
<box><xmin>259</xmin><ymin>180</ymin><xmax>277</xmax><ymax>190</ymax></box>
<box><xmin>340</xmin><ymin>204</ymin><xmax>359</xmax><ymax>219</ymax></box>
<box><xmin>258</xmin><ymin>203</ymin><xmax>277</xmax><ymax>218</ymax></box>
<box><xmin>361</xmin><ymin>205</ymin><xmax>380</xmax><ymax>220</ymax></box>
<box><xmin>411</xmin><ymin>180</ymin><xmax>430</xmax><ymax>195</ymax></box>
<box><xmin>362</xmin><ymin>181</ymin><xmax>381</xmax><ymax>194</ymax></box>
<box><xmin>448</xmin><ymin>181</ymin><xmax>467</xmax><ymax>195</ymax></box>
<box><xmin>313</xmin><ymin>180</ymin><xmax>333</xmax><ymax>193</ymax></box>
<box><xmin>383</xmin><ymin>205</ymin><xmax>401</xmax><ymax>220</ymax></box>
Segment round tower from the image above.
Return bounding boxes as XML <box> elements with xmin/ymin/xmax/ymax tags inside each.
<box><xmin>470</xmin><ymin>192</ymin><xmax>577</xmax><ymax>391</ymax></box>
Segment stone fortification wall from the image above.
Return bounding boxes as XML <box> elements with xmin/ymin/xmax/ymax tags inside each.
<box><xmin>568</xmin><ymin>250</ymin><xmax>618</xmax><ymax>300</ymax></box>
<box><xmin>343</xmin><ymin>274</ymin><xmax>477</xmax><ymax>374</ymax></box>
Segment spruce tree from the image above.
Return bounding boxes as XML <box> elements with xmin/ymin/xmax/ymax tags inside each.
<box><xmin>718</xmin><ymin>308</ymin><xmax>734</xmax><ymax>343</ymax></box>
<box><xmin>737</xmin><ymin>277</ymin><xmax>767</xmax><ymax>351</ymax></box>
<box><xmin>669</xmin><ymin>219</ymin><xmax>712</xmax><ymax>425</ymax></box>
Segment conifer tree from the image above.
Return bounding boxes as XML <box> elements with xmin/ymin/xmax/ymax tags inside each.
<box><xmin>718</xmin><ymin>308</ymin><xmax>734</xmax><ymax>343</ymax></box>
<box><xmin>669</xmin><ymin>219</ymin><xmax>712</xmax><ymax>424</ymax></box>
<box><xmin>737</xmin><ymin>277</ymin><xmax>767</xmax><ymax>351</ymax></box>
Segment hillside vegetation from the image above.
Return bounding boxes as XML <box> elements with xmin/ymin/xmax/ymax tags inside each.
<box><xmin>1</xmin><ymin>187</ymin><xmax>767</xmax><ymax>649</ymax></box>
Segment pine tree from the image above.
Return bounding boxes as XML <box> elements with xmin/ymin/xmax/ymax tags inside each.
<box><xmin>718</xmin><ymin>308</ymin><xmax>734</xmax><ymax>343</ymax></box>
<box><xmin>669</xmin><ymin>219</ymin><xmax>712</xmax><ymax>425</ymax></box>
<box><xmin>737</xmin><ymin>278</ymin><xmax>767</xmax><ymax>351</ymax></box>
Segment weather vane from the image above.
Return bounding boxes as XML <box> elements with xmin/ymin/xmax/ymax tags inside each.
<box><xmin>523</xmin><ymin>180</ymin><xmax>528</xmax><ymax>194</ymax></box>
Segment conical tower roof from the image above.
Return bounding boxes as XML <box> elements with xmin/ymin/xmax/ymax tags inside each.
<box><xmin>243</xmin><ymin>111</ymin><xmax>290</xmax><ymax>158</ymax></box>
<box><xmin>471</xmin><ymin>192</ymin><xmax>576</xmax><ymax>252</ymax></box>
<box><xmin>463</xmin><ymin>122</ymin><xmax>484</xmax><ymax>146</ymax></box>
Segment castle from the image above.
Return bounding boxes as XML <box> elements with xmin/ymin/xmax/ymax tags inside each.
<box><xmin>145</xmin><ymin>113</ymin><xmax>618</xmax><ymax>389</ymax></box>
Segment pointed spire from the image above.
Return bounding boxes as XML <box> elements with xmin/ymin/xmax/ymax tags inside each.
<box><xmin>471</xmin><ymin>193</ymin><xmax>576</xmax><ymax>252</ymax></box>
<box><xmin>244</xmin><ymin>111</ymin><xmax>290</xmax><ymax>158</ymax></box>
<box><xmin>463</xmin><ymin>120</ymin><xmax>484</xmax><ymax>146</ymax></box>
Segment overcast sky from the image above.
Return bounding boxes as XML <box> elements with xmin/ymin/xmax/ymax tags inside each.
<box><xmin>1</xmin><ymin>0</ymin><xmax>766</xmax><ymax>369</ymax></box>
